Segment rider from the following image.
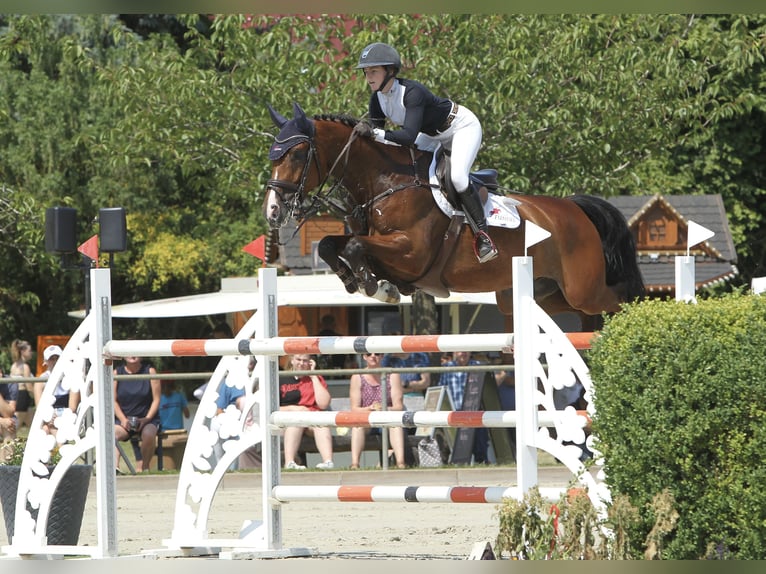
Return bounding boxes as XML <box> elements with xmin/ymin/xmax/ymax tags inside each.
<box><xmin>354</xmin><ymin>42</ymin><xmax>498</xmax><ymax>264</ymax></box>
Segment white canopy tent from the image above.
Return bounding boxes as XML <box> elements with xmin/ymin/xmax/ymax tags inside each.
<box><xmin>68</xmin><ymin>274</ymin><xmax>499</xmax><ymax>332</ymax></box>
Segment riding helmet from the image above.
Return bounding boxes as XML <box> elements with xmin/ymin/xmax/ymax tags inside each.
<box><xmin>356</xmin><ymin>42</ymin><xmax>401</xmax><ymax>73</ymax></box>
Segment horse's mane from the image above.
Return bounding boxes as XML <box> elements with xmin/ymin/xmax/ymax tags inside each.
<box><xmin>312</xmin><ymin>113</ymin><xmax>359</xmax><ymax>128</ymax></box>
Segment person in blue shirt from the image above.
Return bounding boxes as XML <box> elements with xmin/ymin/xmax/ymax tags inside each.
<box><xmin>438</xmin><ymin>350</ymin><xmax>490</xmax><ymax>464</ymax></box>
<box><xmin>381</xmin><ymin>350</ymin><xmax>431</xmax><ymax>399</ymax></box>
<box><xmin>215</xmin><ymin>380</ymin><xmax>245</xmax><ymax>413</ymax></box>
<box><xmin>159</xmin><ymin>380</ymin><xmax>190</xmax><ymax>431</ymax></box>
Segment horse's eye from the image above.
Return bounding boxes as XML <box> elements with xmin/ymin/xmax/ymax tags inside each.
<box><xmin>289</xmin><ymin>146</ymin><xmax>308</xmax><ymax>164</ymax></box>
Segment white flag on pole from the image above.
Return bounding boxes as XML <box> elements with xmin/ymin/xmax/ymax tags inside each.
<box><xmin>525</xmin><ymin>220</ymin><xmax>552</xmax><ymax>254</ymax></box>
<box><xmin>686</xmin><ymin>220</ymin><xmax>715</xmax><ymax>254</ymax></box>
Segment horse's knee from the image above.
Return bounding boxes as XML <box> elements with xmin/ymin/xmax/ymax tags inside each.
<box><xmin>317</xmin><ymin>237</ymin><xmax>337</xmax><ymax>265</ymax></box>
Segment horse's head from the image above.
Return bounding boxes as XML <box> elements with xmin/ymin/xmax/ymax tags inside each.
<box><xmin>263</xmin><ymin>102</ymin><xmax>319</xmax><ymax>229</ymax></box>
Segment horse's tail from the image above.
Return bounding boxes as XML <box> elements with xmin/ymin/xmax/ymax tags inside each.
<box><xmin>569</xmin><ymin>195</ymin><xmax>645</xmax><ymax>302</ymax></box>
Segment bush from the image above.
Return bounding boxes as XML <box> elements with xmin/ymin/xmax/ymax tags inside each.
<box><xmin>589</xmin><ymin>294</ymin><xmax>766</xmax><ymax>559</ymax></box>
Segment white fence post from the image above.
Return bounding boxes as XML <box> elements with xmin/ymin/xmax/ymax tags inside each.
<box><xmin>91</xmin><ymin>267</ymin><xmax>119</xmax><ymax>557</ymax></box>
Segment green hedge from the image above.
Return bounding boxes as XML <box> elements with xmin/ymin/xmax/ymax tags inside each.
<box><xmin>589</xmin><ymin>294</ymin><xmax>766</xmax><ymax>559</ymax></box>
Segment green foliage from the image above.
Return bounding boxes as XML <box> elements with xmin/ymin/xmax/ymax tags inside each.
<box><xmin>494</xmin><ymin>485</ymin><xmax>675</xmax><ymax>560</ymax></box>
<box><xmin>1</xmin><ymin>14</ymin><xmax>766</xmax><ymax>346</ymax></box>
<box><xmin>589</xmin><ymin>294</ymin><xmax>766</xmax><ymax>559</ymax></box>
<box><xmin>0</xmin><ymin>436</ymin><xmax>61</xmax><ymax>466</ymax></box>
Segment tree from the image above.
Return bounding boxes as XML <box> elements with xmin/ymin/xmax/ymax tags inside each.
<box><xmin>1</xmin><ymin>14</ymin><xmax>765</xmax><ymax>351</ymax></box>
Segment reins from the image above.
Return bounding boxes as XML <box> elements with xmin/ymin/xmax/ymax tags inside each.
<box><xmin>271</xmin><ymin>120</ymin><xmax>431</xmax><ymax>244</ymax></box>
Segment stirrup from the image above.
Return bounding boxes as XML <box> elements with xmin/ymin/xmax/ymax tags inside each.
<box><xmin>474</xmin><ymin>231</ymin><xmax>498</xmax><ymax>263</ymax></box>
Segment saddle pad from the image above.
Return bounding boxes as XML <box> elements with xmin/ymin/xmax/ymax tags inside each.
<box><xmin>429</xmin><ymin>155</ymin><xmax>521</xmax><ymax>229</ymax></box>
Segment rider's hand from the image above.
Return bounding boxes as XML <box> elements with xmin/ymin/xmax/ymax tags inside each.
<box><xmin>352</xmin><ymin>122</ymin><xmax>375</xmax><ymax>139</ymax></box>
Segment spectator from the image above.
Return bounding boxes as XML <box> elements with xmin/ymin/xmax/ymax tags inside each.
<box><xmin>238</xmin><ymin>356</ymin><xmax>262</xmax><ymax>470</ymax></box>
<box><xmin>159</xmin><ymin>380</ymin><xmax>190</xmax><ymax>431</ymax></box>
<box><xmin>194</xmin><ymin>321</ymin><xmax>234</xmax><ymax>400</ymax></box>
<box><xmin>209</xmin><ymin>375</ymin><xmax>246</xmax><ymax>469</ymax></box>
<box><xmin>114</xmin><ymin>356</ymin><xmax>161</xmax><ymax>472</ymax></box>
<box><xmin>315</xmin><ymin>314</ymin><xmax>350</xmax><ymax>372</ymax></box>
<box><xmin>10</xmin><ymin>339</ymin><xmax>33</xmax><ymax>429</ymax></box>
<box><xmin>33</xmin><ymin>344</ymin><xmax>72</xmax><ymax>435</ymax></box>
<box><xmin>381</xmin><ymin>347</ymin><xmax>431</xmax><ymax>399</ymax></box>
<box><xmin>0</xmin><ymin>367</ymin><xmax>18</xmax><ymax>454</ymax></box>
<box><xmin>438</xmin><ymin>350</ymin><xmax>489</xmax><ymax>464</ymax></box>
<box><xmin>349</xmin><ymin>352</ymin><xmax>406</xmax><ymax>469</ymax></box>
<box><xmin>494</xmin><ymin>353</ymin><xmax>516</xmax><ymax>449</ymax></box>
<box><xmin>280</xmin><ymin>353</ymin><xmax>334</xmax><ymax>470</ymax></box>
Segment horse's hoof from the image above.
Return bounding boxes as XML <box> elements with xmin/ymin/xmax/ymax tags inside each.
<box><xmin>371</xmin><ymin>281</ymin><xmax>401</xmax><ymax>305</ymax></box>
<box><xmin>363</xmin><ymin>280</ymin><xmax>378</xmax><ymax>297</ymax></box>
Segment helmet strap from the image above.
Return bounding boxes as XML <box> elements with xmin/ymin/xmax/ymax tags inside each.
<box><xmin>376</xmin><ymin>68</ymin><xmax>396</xmax><ymax>94</ymax></box>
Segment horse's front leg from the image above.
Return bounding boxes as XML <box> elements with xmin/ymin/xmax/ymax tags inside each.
<box><xmin>342</xmin><ymin>237</ymin><xmax>378</xmax><ymax>296</ymax></box>
<box><xmin>342</xmin><ymin>236</ymin><xmax>402</xmax><ymax>304</ymax></box>
<box><xmin>317</xmin><ymin>235</ymin><xmax>359</xmax><ymax>294</ymax></box>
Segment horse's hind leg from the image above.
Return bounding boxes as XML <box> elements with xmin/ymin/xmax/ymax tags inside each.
<box><xmin>317</xmin><ymin>236</ymin><xmax>358</xmax><ymax>294</ymax></box>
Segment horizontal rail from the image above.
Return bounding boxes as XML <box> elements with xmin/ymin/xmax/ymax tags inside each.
<box><xmin>102</xmin><ymin>332</ymin><xmax>595</xmax><ymax>359</ymax></box>
<box><xmin>269</xmin><ymin>409</ymin><xmax>591</xmax><ymax>430</ymax></box>
<box><xmin>271</xmin><ymin>485</ymin><xmax>567</xmax><ymax>504</ymax></box>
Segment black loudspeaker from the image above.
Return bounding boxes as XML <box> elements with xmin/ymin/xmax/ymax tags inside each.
<box><xmin>99</xmin><ymin>207</ymin><xmax>127</xmax><ymax>252</ymax></box>
<box><xmin>44</xmin><ymin>207</ymin><xmax>78</xmax><ymax>253</ymax></box>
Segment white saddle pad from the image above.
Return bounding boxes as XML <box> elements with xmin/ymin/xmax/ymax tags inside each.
<box><xmin>429</xmin><ymin>155</ymin><xmax>521</xmax><ymax>229</ymax></box>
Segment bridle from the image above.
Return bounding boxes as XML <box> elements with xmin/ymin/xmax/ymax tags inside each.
<box><xmin>265</xmin><ymin>125</ymin><xmax>366</xmax><ymax>225</ymax></box>
<box><xmin>266</xmin><ymin>122</ymin><xmax>428</xmax><ymax>234</ymax></box>
<box><xmin>265</xmin><ymin>135</ymin><xmax>321</xmax><ymax>221</ymax></box>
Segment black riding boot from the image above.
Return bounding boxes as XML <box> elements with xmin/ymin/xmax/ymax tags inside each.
<box><xmin>459</xmin><ymin>188</ymin><xmax>498</xmax><ymax>263</ymax></box>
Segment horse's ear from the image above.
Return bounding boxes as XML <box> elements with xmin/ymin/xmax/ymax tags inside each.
<box><xmin>292</xmin><ymin>101</ymin><xmax>305</xmax><ymax>120</ymax></box>
<box><xmin>267</xmin><ymin>104</ymin><xmax>288</xmax><ymax>128</ymax></box>
<box><xmin>292</xmin><ymin>102</ymin><xmax>315</xmax><ymax>137</ymax></box>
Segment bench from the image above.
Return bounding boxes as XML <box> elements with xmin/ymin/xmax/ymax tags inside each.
<box><xmin>117</xmin><ymin>428</ymin><xmax>189</xmax><ymax>474</ymax></box>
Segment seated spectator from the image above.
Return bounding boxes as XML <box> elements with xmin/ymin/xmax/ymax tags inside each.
<box><xmin>315</xmin><ymin>314</ymin><xmax>351</xmax><ymax>373</ymax></box>
<box><xmin>349</xmin><ymin>352</ymin><xmax>406</xmax><ymax>469</ymax></box>
<box><xmin>0</xmin><ymin>368</ymin><xmax>18</xmax><ymax>458</ymax></box>
<box><xmin>193</xmin><ymin>321</ymin><xmax>235</xmax><ymax>400</ymax></box>
<box><xmin>159</xmin><ymin>379</ymin><xmax>190</xmax><ymax>431</ymax></box>
<box><xmin>494</xmin><ymin>353</ymin><xmax>516</xmax><ymax>448</ymax></box>
<box><xmin>33</xmin><ymin>344</ymin><xmax>70</xmax><ymax>435</ymax></box>
<box><xmin>9</xmin><ymin>339</ymin><xmax>33</xmax><ymax>430</ymax></box>
<box><xmin>238</xmin><ymin>356</ymin><xmax>262</xmax><ymax>470</ymax></box>
<box><xmin>439</xmin><ymin>350</ymin><xmax>489</xmax><ymax>464</ymax></box>
<box><xmin>381</xmin><ymin>347</ymin><xmax>431</xmax><ymax>398</ymax></box>
<box><xmin>210</xmin><ymin>375</ymin><xmax>246</xmax><ymax>468</ymax></box>
<box><xmin>114</xmin><ymin>356</ymin><xmax>161</xmax><ymax>472</ymax></box>
<box><xmin>280</xmin><ymin>353</ymin><xmax>333</xmax><ymax>470</ymax></box>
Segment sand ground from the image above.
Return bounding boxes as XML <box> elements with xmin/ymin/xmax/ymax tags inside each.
<box><xmin>0</xmin><ymin>465</ymin><xmax>576</xmax><ymax>561</ymax></box>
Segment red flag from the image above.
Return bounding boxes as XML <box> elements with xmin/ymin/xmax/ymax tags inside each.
<box><xmin>78</xmin><ymin>234</ymin><xmax>99</xmax><ymax>266</ymax></box>
<box><xmin>242</xmin><ymin>235</ymin><xmax>266</xmax><ymax>262</ymax></box>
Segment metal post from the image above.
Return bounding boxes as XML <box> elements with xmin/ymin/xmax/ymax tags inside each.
<box><xmin>258</xmin><ymin>267</ymin><xmax>281</xmax><ymax>550</ymax></box>
<box><xmin>675</xmin><ymin>255</ymin><xmax>696</xmax><ymax>303</ymax></box>
<box><xmin>512</xmin><ymin>256</ymin><xmax>538</xmax><ymax>493</ymax></box>
<box><xmin>91</xmin><ymin>267</ymin><xmax>118</xmax><ymax>557</ymax></box>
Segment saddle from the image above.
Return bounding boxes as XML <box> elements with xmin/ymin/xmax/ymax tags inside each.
<box><xmin>412</xmin><ymin>149</ymin><xmax>502</xmax><ymax>297</ymax></box>
<box><xmin>433</xmin><ymin>147</ymin><xmax>499</xmax><ymax>206</ymax></box>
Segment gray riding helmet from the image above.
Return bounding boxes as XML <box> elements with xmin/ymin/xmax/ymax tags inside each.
<box><xmin>357</xmin><ymin>42</ymin><xmax>401</xmax><ymax>72</ymax></box>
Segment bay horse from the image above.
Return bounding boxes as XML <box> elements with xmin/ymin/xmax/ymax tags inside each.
<box><xmin>263</xmin><ymin>102</ymin><xmax>644</xmax><ymax>326</ymax></box>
